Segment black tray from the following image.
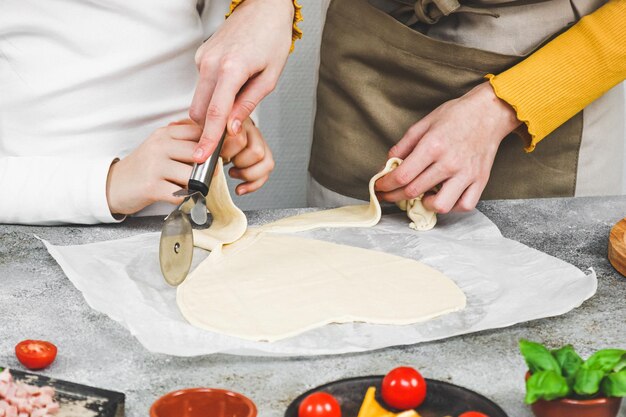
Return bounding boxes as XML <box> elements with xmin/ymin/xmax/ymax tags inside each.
<box><xmin>4</xmin><ymin>368</ymin><xmax>125</xmax><ymax>417</ymax></box>
<box><xmin>285</xmin><ymin>375</ymin><xmax>507</xmax><ymax>417</ymax></box>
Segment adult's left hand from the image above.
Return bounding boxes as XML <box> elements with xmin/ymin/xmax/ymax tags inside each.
<box><xmin>375</xmin><ymin>81</ymin><xmax>522</xmax><ymax>213</ymax></box>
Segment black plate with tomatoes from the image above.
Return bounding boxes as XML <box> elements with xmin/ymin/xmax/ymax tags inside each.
<box><xmin>285</xmin><ymin>375</ymin><xmax>508</xmax><ymax>417</ymax></box>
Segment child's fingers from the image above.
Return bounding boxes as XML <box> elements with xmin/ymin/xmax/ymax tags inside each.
<box><xmin>236</xmin><ymin>175</ymin><xmax>270</xmax><ymax>195</ymax></box>
<box><xmin>231</xmin><ymin>133</ymin><xmax>267</xmax><ymax>168</ymax></box>
<box><xmin>163</xmin><ymin>160</ymin><xmax>194</xmax><ymax>187</ymax></box>
<box><xmin>158</xmin><ymin>181</ymin><xmax>187</xmax><ymax>205</ymax></box>
<box><xmin>231</xmin><ymin>144</ymin><xmax>274</xmax><ymax>195</ymax></box>
<box><xmin>166</xmin><ymin>140</ymin><xmax>197</xmax><ymax>164</ymax></box>
<box><xmin>168</xmin><ymin>119</ymin><xmax>196</xmax><ymax>127</ymax></box>
<box><xmin>221</xmin><ymin>132</ymin><xmax>247</xmax><ymax>163</ymax></box>
<box><xmin>166</xmin><ymin>124</ymin><xmax>202</xmax><ymax>141</ymax></box>
<box><xmin>229</xmin><ymin>155</ymin><xmax>275</xmax><ymax>182</ymax></box>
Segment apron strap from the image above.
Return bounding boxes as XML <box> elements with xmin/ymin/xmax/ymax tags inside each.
<box><xmin>389</xmin><ymin>0</ymin><xmax>553</xmax><ymax>25</ymax></box>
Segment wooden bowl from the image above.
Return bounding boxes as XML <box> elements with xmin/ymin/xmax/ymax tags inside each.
<box><xmin>608</xmin><ymin>217</ymin><xmax>626</xmax><ymax>277</ymax></box>
<box><xmin>150</xmin><ymin>388</ymin><xmax>257</xmax><ymax>417</ymax></box>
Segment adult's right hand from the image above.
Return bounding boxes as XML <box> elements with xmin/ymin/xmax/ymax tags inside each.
<box><xmin>375</xmin><ymin>82</ymin><xmax>521</xmax><ymax>213</ymax></box>
<box><xmin>189</xmin><ymin>0</ymin><xmax>294</xmax><ymax>163</ymax></box>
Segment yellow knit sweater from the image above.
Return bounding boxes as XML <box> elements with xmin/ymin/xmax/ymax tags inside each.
<box><xmin>227</xmin><ymin>0</ymin><xmax>302</xmax><ymax>52</ymax></box>
<box><xmin>487</xmin><ymin>0</ymin><xmax>626</xmax><ymax>152</ymax></box>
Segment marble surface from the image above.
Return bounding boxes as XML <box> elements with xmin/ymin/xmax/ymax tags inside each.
<box><xmin>1</xmin><ymin>196</ymin><xmax>625</xmax><ymax>417</ymax></box>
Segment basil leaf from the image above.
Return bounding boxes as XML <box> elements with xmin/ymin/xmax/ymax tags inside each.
<box><xmin>552</xmin><ymin>345</ymin><xmax>583</xmax><ymax>383</ymax></box>
<box><xmin>613</xmin><ymin>357</ymin><xmax>626</xmax><ymax>373</ymax></box>
<box><xmin>520</xmin><ymin>340</ymin><xmax>561</xmax><ymax>374</ymax></box>
<box><xmin>574</xmin><ymin>368</ymin><xmax>605</xmax><ymax>396</ymax></box>
<box><xmin>583</xmin><ymin>349</ymin><xmax>626</xmax><ymax>372</ymax></box>
<box><xmin>601</xmin><ymin>370</ymin><xmax>626</xmax><ymax>397</ymax></box>
<box><xmin>525</xmin><ymin>370</ymin><xmax>570</xmax><ymax>404</ymax></box>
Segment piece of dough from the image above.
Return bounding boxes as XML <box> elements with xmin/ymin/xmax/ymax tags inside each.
<box><xmin>397</xmin><ymin>197</ymin><xmax>437</xmax><ymax>231</ymax></box>
<box><xmin>177</xmin><ymin>157</ymin><xmax>463</xmax><ymax>342</ymax></box>
<box><xmin>192</xmin><ymin>158</ymin><xmax>247</xmax><ymax>252</ymax></box>
<box><xmin>258</xmin><ymin>158</ymin><xmax>436</xmax><ymax>233</ymax></box>
<box><xmin>178</xmin><ymin>232</ymin><xmax>465</xmax><ymax>341</ymax></box>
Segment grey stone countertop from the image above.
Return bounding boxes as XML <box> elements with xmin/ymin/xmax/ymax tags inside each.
<box><xmin>1</xmin><ymin>196</ymin><xmax>625</xmax><ymax>417</ymax></box>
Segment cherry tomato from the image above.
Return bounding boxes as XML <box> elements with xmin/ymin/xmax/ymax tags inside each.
<box><xmin>459</xmin><ymin>413</ymin><xmax>489</xmax><ymax>417</ymax></box>
<box><xmin>381</xmin><ymin>366</ymin><xmax>427</xmax><ymax>410</ymax></box>
<box><xmin>15</xmin><ymin>340</ymin><xmax>57</xmax><ymax>370</ymax></box>
<box><xmin>298</xmin><ymin>392</ymin><xmax>341</xmax><ymax>417</ymax></box>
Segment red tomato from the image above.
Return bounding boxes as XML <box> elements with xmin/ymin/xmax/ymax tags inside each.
<box><xmin>381</xmin><ymin>367</ymin><xmax>427</xmax><ymax>410</ymax></box>
<box><xmin>298</xmin><ymin>392</ymin><xmax>341</xmax><ymax>417</ymax></box>
<box><xmin>15</xmin><ymin>340</ymin><xmax>57</xmax><ymax>370</ymax></box>
<box><xmin>459</xmin><ymin>413</ymin><xmax>489</xmax><ymax>417</ymax></box>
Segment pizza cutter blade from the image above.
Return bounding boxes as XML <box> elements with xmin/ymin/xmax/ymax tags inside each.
<box><xmin>159</xmin><ymin>129</ymin><xmax>227</xmax><ymax>285</ymax></box>
<box><xmin>159</xmin><ymin>209</ymin><xmax>193</xmax><ymax>286</ymax></box>
<box><xmin>190</xmin><ymin>194</ymin><xmax>208</xmax><ymax>225</ymax></box>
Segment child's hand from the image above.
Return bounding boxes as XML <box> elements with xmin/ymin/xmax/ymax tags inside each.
<box><xmin>221</xmin><ymin>118</ymin><xmax>274</xmax><ymax>195</ymax></box>
<box><xmin>106</xmin><ymin>122</ymin><xmax>201</xmax><ymax>215</ymax></box>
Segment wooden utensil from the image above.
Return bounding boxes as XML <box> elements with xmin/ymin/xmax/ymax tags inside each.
<box><xmin>608</xmin><ymin>217</ymin><xmax>626</xmax><ymax>277</ymax></box>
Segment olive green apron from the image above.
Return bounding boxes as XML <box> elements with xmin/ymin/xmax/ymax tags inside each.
<box><xmin>308</xmin><ymin>0</ymin><xmax>584</xmax><ymax>201</ymax></box>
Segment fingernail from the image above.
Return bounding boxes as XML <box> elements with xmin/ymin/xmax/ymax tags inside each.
<box><xmin>193</xmin><ymin>148</ymin><xmax>204</xmax><ymax>160</ymax></box>
<box><xmin>232</xmin><ymin>120</ymin><xmax>242</xmax><ymax>135</ymax></box>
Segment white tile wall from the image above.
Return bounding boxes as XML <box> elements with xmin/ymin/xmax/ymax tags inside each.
<box><xmin>227</xmin><ymin>3</ymin><xmax>324</xmax><ymax>210</ymax></box>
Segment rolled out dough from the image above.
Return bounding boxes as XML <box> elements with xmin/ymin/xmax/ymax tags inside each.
<box><xmin>177</xmin><ymin>158</ymin><xmax>465</xmax><ymax>342</ymax></box>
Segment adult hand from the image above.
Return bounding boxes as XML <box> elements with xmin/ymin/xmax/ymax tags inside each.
<box><xmin>222</xmin><ymin>118</ymin><xmax>275</xmax><ymax>195</ymax></box>
<box><xmin>189</xmin><ymin>0</ymin><xmax>293</xmax><ymax>163</ymax></box>
<box><xmin>106</xmin><ymin>122</ymin><xmax>201</xmax><ymax>215</ymax></box>
<box><xmin>375</xmin><ymin>81</ymin><xmax>522</xmax><ymax>213</ymax></box>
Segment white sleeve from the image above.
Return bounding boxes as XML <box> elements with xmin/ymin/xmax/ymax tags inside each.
<box><xmin>200</xmin><ymin>0</ymin><xmax>231</xmax><ymax>39</ymax></box>
<box><xmin>0</xmin><ymin>156</ymin><xmax>123</xmax><ymax>225</ymax></box>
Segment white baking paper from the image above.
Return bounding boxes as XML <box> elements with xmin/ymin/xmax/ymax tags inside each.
<box><xmin>40</xmin><ymin>210</ymin><xmax>597</xmax><ymax>356</ymax></box>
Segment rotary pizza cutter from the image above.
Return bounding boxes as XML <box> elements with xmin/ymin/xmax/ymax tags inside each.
<box><xmin>159</xmin><ymin>132</ymin><xmax>227</xmax><ymax>286</ymax></box>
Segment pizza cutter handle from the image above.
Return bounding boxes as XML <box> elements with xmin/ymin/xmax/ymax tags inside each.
<box><xmin>188</xmin><ymin>164</ymin><xmax>211</xmax><ymax>196</ymax></box>
<box><xmin>188</xmin><ymin>131</ymin><xmax>227</xmax><ymax>196</ymax></box>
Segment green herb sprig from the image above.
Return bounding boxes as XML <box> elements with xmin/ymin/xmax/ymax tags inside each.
<box><xmin>520</xmin><ymin>340</ymin><xmax>626</xmax><ymax>404</ymax></box>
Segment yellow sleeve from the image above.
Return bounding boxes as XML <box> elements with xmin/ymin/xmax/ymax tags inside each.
<box><xmin>486</xmin><ymin>0</ymin><xmax>626</xmax><ymax>152</ymax></box>
<box><xmin>226</xmin><ymin>0</ymin><xmax>302</xmax><ymax>53</ymax></box>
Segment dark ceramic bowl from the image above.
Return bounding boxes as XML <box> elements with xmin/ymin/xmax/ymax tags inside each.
<box><xmin>285</xmin><ymin>375</ymin><xmax>507</xmax><ymax>417</ymax></box>
<box><xmin>525</xmin><ymin>372</ymin><xmax>622</xmax><ymax>417</ymax></box>
<box><xmin>150</xmin><ymin>387</ymin><xmax>257</xmax><ymax>417</ymax></box>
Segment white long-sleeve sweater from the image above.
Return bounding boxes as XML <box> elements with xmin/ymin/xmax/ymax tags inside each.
<box><xmin>0</xmin><ymin>0</ymin><xmax>230</xmax><ymax>224</ymax></box>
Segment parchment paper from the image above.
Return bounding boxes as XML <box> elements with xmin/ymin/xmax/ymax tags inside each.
<box><xmin>41</xmin><ymin>210</ymin><xmax>596</xmax><ymax>356</ymax></box>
